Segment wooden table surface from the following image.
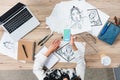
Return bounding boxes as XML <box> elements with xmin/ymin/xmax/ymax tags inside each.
<box><xmin>0</xmin><ymin>0</ymin><xmax>120</xmax><ymax>70</ymax></box>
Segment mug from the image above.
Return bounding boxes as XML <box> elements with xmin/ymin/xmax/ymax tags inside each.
<box><xmin>100</xmin><ymin>54</ymin><xmax>111</xmax><ymax>66</ymax></box>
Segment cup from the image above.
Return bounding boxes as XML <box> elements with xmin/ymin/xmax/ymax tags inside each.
<box><xmin>100</xmin><ymin>54</ymin><xmax>111</xmax><ymax>66</ymax></box>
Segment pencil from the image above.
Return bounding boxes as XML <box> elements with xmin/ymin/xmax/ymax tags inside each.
<box><xmin>22</xmin><ymin>44</ymin><xmax>28</xmax><ymax>58</ymax></box>
<box><xmin>40</xmin><ymin>33</ymin><xmax>53</xmax><ymax>46</ymax></box>
<box><xmin>38</xmin><ymin>35</ymin><xmax>48</xmax><ymax>45</ymax></box>
<box><xmin>32</xmin><ymin>42</ymin><xmax>36</xmax><ymax>60</ymax></box>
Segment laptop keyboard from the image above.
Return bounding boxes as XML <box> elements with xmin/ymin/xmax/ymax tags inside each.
<box><xmin>3</xmin><ymin>8</ymin><xmax>33</xmax><ymax>33</ymax></box>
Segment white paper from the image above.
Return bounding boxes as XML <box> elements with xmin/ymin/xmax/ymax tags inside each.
<box><xmin>46</xmin><ymin>1</ymin><xmax>109</xmax><ymax>36</ymax></box>
<box><xmin>85</xmin><ymin>2</ymin><xmax>109</xmax><ymax>36</ymax></box>
<box><xmin>0</xmin><ymin>32</ymin><xmax>18</xmax><ymax>59</ymax></box>
<box><xmin>55</xmin><ymin>41</ymin><xmax>86</xmax><ymax>62</ymax></box>
<box><xmin>35</xmin><ymin>46</ymin><xmax>60</xmax><ymax>69</ymax></box>
<box><xmin>46</xmin><ymin>0</ymin><xmax>91</xmax><ymax>35</ymax></box>
<box><xmin>35</xmin><ymin>42</ymin><xmax>85</xmax><ymax>68</ymax></box>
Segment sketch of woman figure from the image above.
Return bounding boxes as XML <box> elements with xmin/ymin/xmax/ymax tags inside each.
<box><xmin>70</xmin><ymin>6</ymin><xmax>83</xmax><ymax>29</ymax></box>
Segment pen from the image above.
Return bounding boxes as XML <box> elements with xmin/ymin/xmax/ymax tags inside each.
<box><xmin>22</xmin><ymin>44</ymin><xmax>28</xmax><ymax>58</ymax></box>
<box><xmin>118</xmin><ymin>18</ymin><xmax>120</xmax><ymax>27</ymax></box>
<box><xmin>33</xmin><ymin>42</ymin><xmax>36</xmax><ymax>60</ymax></box>
<box><xmin>114</xmin><ymin>16</ymin><xmax>120</xmax><ymax>27</ymax></box>
<box><xmin>40</xmin><ymin>33</ymin><xmax>53</xmax><ymax>46</ymax></box>
<box><xmin>114</xmin><ymin>16</ymin><xmax>118</xmax><ymax>26</ymax></box>
<box><xmin>100</xmin><ymin>22</ymin><xmax>111</xmax><ymax>36</ymax></box>
<box><xmin>38</xmin><ymin>35</ymin><xmax>49</xmax><ymax>45</ymax></box>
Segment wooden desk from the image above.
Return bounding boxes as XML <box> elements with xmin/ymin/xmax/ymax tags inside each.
<box><xmin>0</xmin><ymin>0</ymin><xmax>120</xmax><ymax>70</ymax></box>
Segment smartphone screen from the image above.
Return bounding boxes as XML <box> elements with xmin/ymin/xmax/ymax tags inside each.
<box><xmin>63</xmin><ymin>29</ymin><xmax>71</xmax><ymax>41</ymax></box>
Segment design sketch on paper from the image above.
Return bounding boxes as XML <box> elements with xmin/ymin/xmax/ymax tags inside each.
<box><xmin>3</xmin><ymin>41</ymin><xmax>14</xmax><ymax>49</ymax></box>
<box><xmin>70</xmin><ymin>6</ymin><xmax>84</xmax><ymax>29</ymax></box>
<box><xmin>56</xmin><ymin>43</ymin><xmax>75</xmax><ymax>62</ymax></box>
<box><xmin>87</xmin><ymin>9</ymin><xmax>102</xmax><ymax>26</ymax></box>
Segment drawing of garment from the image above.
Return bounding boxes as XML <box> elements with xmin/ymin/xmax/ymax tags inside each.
<box><xmin>3</xmin><ymin>41</ymin><xmax>14</xmax><ymax>49</ymax></box>
<box><xmin>61</xmin><ymin>44</ymin><xmax>74</xmax><ymax>61</ymax></box>
<box><xmin>88</xmin><ymin>9</ymin><xmax>102</xmax><ymax>26</ymax></box>
<box><xmin>90</xmin><ymin>18</ymin><xmax>102</xmax><ymax>26</ymax></box>
<box><xmin>0</xmin><ymin>32</ymin><xmax>18</xmax><ymax>59</ymax></box>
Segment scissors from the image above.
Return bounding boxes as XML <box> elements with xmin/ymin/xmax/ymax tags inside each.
<box><xmin>114</xmin><ymin>16</ymin><xmax>120</xmax><ymax>27</ymax></box>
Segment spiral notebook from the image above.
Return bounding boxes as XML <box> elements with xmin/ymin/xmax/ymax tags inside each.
<box><xmin>35</xmin><ymin>46</ymin><xmax>59</xmax><ymax>69</ymax></box>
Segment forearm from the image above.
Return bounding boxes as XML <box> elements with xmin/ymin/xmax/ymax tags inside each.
<box><xmin>71</xmin><ymin>43</ymin><xmax>78</xmax><ymax>51</ymax></box>
<box><xmin>44</xmin><ymin>50</ymin><xmax>51</xmax><ymax>57</ymax></box>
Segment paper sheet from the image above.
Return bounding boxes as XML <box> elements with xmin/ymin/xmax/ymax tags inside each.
<box><xmin>55</xmin><ymin>41</ymin><xmax>86</xmax><ymax>62</ymax></box>
<box><xmin>35</xmin><ymin>41</ymin><xmax>85</xmax><ymax>68</ymax></box>
<box><xmin>46</xmin><ymin>0</ymin><xmax>91</xmax><ymax>35</ymax></box>
<box><xmin>0</xmin><ymin>32</ymin><xmax>18</xmax><ymax>59</ymax></box>
<box><xmin>85</xmin><ymin>2</ymin><xmax>109</xmax><ymax>36</ymax></box>
<box><xmin>46</xmin><ymin>0</ymin><xmax>109</xmax><ymax>36</ymax></box>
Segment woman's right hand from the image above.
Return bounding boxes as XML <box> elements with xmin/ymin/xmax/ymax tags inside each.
<box><xmin>45</xmin><ymin>39</ymin><xmax>60</xmax><ymax>57</ymax></box>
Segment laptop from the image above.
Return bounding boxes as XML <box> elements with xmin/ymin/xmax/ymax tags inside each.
<box><xmin>0</xmin><ymin>2</ymin><xmax>40</xmax><ymax>41</ymax></box>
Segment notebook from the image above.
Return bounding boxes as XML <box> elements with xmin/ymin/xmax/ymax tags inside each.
<box><xmin>18</xmin><ymin>40</ymin><xmax>36</xmax><ymax>62</ymax></box>
<box><xmin>0</xmin><ymin>2</ymin><xmax>40</xmax><ymax>41</ymax></box>
<box><xmin>35</xmin><ymin>46</ymin><xmax>60</xmax><ymax>69</ymax></box>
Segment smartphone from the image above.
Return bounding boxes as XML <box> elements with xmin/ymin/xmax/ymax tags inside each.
<box><xmin>63</xmin><ymin>29</ymin><xmax>71</xmax><ymax>41</ymax></box>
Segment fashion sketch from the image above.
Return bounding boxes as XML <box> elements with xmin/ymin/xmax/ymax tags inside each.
<box><xmin>70</xmin><ymin>6</ymin><xmax>83</xmax><ymax>29</ymax></box>
<box><xmin>87</xmin><ymin>9</ymin><xmax>102</xmax><ymax>26</ymax></box>
<box><xmin>3</xmin><ymin>41</ymin><xmax>14</xmax><ymax>49</ymax></box>
<box><xmin>70</xmin><ymin>6</ymin><xmax>87</xmax><ymax>29</ymax></box>
<box><xmin>56</xmin><ymin>43</ymin><xmax>75</xmax><ymax>62</ymax></box>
